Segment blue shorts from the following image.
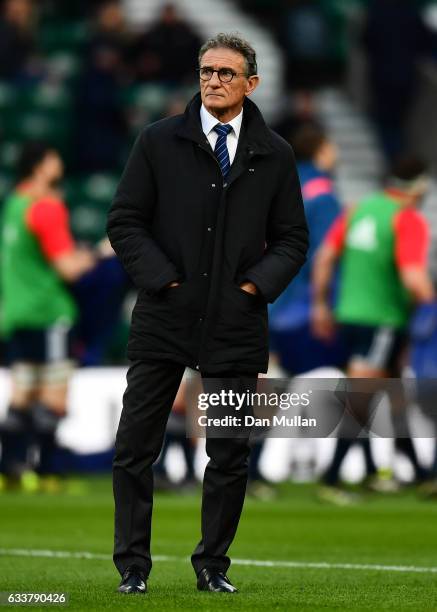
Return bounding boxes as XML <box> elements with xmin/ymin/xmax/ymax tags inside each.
<box><xmin>6</xmin><ymin>324</ymin><xmax>75</xmax><ymax>365</ymax></box>
<box><xmin>269</xmin><ymin>323</ymin><xmax>348</xmax><ymax>375</ymax></box>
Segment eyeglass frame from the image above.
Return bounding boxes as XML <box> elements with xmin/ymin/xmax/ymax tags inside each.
<box><xmin>197</xmin><ymin>66</ymin><xmax>250</xmax><ymax>83</ymax></box>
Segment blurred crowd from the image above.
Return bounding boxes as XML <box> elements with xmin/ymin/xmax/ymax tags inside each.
<box><xmin>0</xmin><ymin>0</ymin><xmax>202</xmax><ymax>174</ymax></box>
<box><xmin>0</xmin><ymin>0</ymin><xmax>435</xmax><ymax>179</ymax></box>
<box><xmin>1</xmin><ymin>0</ymin><xmax>437</xmax><ymax>499</ymax></box>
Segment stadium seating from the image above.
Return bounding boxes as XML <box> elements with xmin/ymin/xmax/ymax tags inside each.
<box><xmin>65</xmin><ymin>173</ymin><xmax>119</xmax><ymax>243</ymax></box>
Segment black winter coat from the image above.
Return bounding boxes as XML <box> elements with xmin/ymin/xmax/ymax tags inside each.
<box><xmin>107</xmin><ymin>92</ymin><xmax>308</xmax><ymax>373</ymax></box>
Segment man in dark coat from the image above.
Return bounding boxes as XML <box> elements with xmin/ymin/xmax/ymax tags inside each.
<box><xmin>107</xmin><ymin>32</ymin><xmax>308</xmax><ymax>595</ymax></box>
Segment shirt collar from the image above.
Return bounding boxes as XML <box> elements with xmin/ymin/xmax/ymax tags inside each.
<box><xmin>200</xmin><ymin>103</ymin><xmax>243</xmax><ymax>139</ymax></box>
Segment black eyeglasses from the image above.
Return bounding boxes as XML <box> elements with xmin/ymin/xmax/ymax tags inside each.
<box><xmin>197</xmin><ymin>67</ymin><xmax>248</xmax><ymax>83</ymax></box>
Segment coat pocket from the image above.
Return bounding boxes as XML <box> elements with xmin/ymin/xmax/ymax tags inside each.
<box><xmin>160</xmin><ymin>279</ymin><xmax>202</xmax><ymax>313</ymax></box>
<box><xmin>217</xmin><ymin>281</ymin><xmax>266</xmax><ymax>328</ymax></box>
<box><xmin>129</xmin><ymin>282</ymin><xmax>201</xmax><ymax>354</ymax></box>
<box><xmin>232</xmin><ymin>282</ymin><xmax>265</xmax><ymax>308</ymax></box>
<box><xmin>210</xmin><ymin>281</ymin><xmax>268</xmax><ymax>361</ymax></box>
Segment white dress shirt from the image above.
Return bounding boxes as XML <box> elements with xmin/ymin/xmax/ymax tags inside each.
<box><xmin>200</xmin><ymin>104</ymin><xmax>243</xmax><ymax>165</ymax></box>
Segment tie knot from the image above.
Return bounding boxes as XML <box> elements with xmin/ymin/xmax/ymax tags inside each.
<box><xmin>214</xmin><ymin>123</ymin><xmax>232</xmax><ymax>137</ymax></box>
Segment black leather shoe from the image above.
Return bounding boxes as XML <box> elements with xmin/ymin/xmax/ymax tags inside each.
<box><xmin>197</xmin><ymin>568</ymin><xmax>238</xmax><ymax>593</ymax></box>
<box><xmin>117</xmin><ymin>565</ymin><xmax>148</xmax><ymax>594</ymax></box>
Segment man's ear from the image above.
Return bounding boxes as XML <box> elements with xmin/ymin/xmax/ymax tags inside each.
<box><xmin>245</xmin><ymin>75</ymin><xmax>260</xmax><ymax>97</ymax></box>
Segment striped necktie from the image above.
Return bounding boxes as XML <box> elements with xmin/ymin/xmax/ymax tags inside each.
<box><xmin>213</xmin><ymin>123</ymin><xmax>233</xmax><ymax>178</ymax></box>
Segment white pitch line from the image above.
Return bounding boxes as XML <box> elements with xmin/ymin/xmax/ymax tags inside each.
<box><xmin>0</xmin><ymin>548</ymin><xmax>175</xmax><ymax>562</ymax></box>
<box><xmin>1</xmin><ymin>548</ymin><xmax>437</xmax><ymax>575</ymax></box>
<box><xmin>232</xmin><ymin>558</ymin><xmax>437</xmax><ymax>574</ymax></box>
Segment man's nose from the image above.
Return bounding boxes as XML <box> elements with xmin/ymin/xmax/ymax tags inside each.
<box><xmin>209</xmin><ymin>71</ymin><xmax>221</xmax><ymax>86</ymax></box>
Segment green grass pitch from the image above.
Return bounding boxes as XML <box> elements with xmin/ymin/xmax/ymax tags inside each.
<box><xmin>1</xmin><ymin>477</ymin><xmax>437</xmax><ymax>611</ymax></box>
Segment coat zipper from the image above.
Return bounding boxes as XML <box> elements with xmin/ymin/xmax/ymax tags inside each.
<box><xmin>193</xmin><ymin>142</ymin><xmax>256</xmax><ymax>370</ymax></box>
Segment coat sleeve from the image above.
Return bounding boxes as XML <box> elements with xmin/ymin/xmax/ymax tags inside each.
<box><xmin>106</xmin><ymin>129</ymin><xmax>180</xmax><ymax>294</ymax></box>
<box><xmin>242</xmin><ymin>147</ymin><xmax>309</xmax><ymax>303</ymax></box>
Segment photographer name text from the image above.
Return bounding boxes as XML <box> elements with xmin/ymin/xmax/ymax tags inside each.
<box><xmin>198</xmin><ymin>415</ymin><xmax>317</xmax><ymax>427</ymax></box>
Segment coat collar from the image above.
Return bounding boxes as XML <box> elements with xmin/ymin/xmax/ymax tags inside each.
<box><xmin>175</xmin><ymin>92</ymin><xmax>275</xmax><ymax>156</ymax></box>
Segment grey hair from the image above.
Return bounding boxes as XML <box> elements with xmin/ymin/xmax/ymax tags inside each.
<box><xmin>198</xmin><ymin>32</ymin><xmax>258</xmax><ymax>77</ymax></box>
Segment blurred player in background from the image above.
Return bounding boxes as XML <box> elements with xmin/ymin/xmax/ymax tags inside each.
<box><xmin>262</xmin><ymin>123</ymin><xmax>345</xmax><ymax>494</ymax></box>
<box><xmin>0</xmin><ymin>142</ymin><xmax>97</xmax><ymax>491</ymax></box>
<box><xmin>269</xmin><ymin>122</ymin><xmax>345</xmax><ymax>375</ymax></box>
<box><xmin>312</xmin><ymin>155</ymin><xmax>435</xmax><ymax>502</ymax></box>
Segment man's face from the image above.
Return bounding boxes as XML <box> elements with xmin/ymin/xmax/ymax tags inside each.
<box><xmin>99</xmin><ymin>2</ymin><xmax>124</xmax><ymax>32</ymax></box>
<box><xmin>5</xmin><ymin>0</ymin><xmax>31</xmax><ymax>27</ymax></box>
<box><xmin>315</xmin><ymin>140</ymin><xmax>338</xmax><ymax>172</ymax></box>
<box><xmin>199</xmin><ymin>47</ymin><xmax>259</xmax><ymax>118</ymax></box>
<box><xmin>39</xmin><ymin>151</ymin><xmax>64</xmax><ymax>186</ymax></box>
